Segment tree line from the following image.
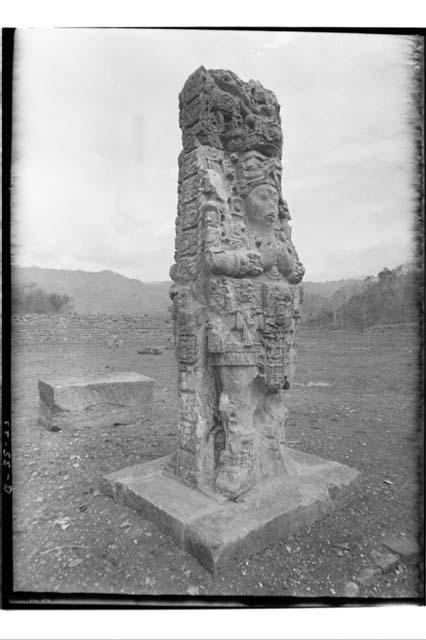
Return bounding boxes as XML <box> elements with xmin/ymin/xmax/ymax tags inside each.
<box><xmin>12</xmin><ymin>282</ymin><xmax>73</xmax><ymax>314</ymax></box>
<box><xmin>304</xmin><ymin>265</ymin><xmax>420</xmax><ymax>330</ymax></box>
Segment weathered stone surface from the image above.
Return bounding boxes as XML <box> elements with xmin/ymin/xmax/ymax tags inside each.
<box><xmin>354</xmin><ymin>566</ymin><xmax>382</xmax><ymax>587</ymax></box>
<box><xmin>371</xmin><ymin>550</ymin><xmax>400</xmax><ymax>574</ymax></box>
<box><xmin>101</xmin><ymin>448</ymin><xmax>360</xmax><ymax>574</ymax></box>
<box><xmin>382</xmin><ymin>535</ymin><xmax>420</xmax><ymax>561</ymax></box>
<box><xmin>38</xmin><ymin>372</ymin><xmax>154</xmax><ymax>430</ymax></box>
<box><xmin>168</xmin><ymin>67</ymin><xmax>305</xmax><ymax>499</ymax></box>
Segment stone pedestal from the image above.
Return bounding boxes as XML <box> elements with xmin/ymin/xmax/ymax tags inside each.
<box><xmin>38</xmin><ymin>372</ymin><xmax>154</xmax><ymax>430</ymax></box>
<box><xmin>101</xmin><ymin>449</ymin><xmax>360</xmax><ymax>574</ymax></box>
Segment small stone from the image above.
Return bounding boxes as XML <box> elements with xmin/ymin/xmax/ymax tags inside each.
<box><xmin>343</xmin><ymin>582</ymin><xmax>360</xmax><ymax>597</ymax></box>
<box><xmin>355</xmin><ymin>567</ymin><xmax>381</xmax><ymax>587</ymax></box>
<box><xmin>382</xmin><ymin>535</ymin><xmax>420</xmax><ymax>561</ymax></box>
<box><xmin>53</xmin><ymin>516</ymin><xmax>70</xmax><ymax>529</ymax></box>
<box><xmin>120</xmin><ymin>521</ymin><xmax>131</xmax><ymax>529</ymax></box>
<box><xmin>73</xmin><ymin>463</ymin><xmax>80</xmax><ymax>468</ymax></box>
<box><xmin>68</xmin><ymin>558</ymin><xmax>82</xmax><ymax>568</ymax></box>
<box><xmin>334</xmin><ymin>541</ymin><xmax>350</xmax><ymax>551</ymax></box>
<box><xmin>383</xmin><ymin>479</ymin><xmax>393</xmax><ymax>485</ymax></box>
<box><xmin>187</xmin><ymin>585</ymin><xmax>199</xmax><ymax>596</ymax></box>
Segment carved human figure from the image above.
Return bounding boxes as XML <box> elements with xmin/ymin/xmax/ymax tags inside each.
<box><xmin>205</xmin><ymin>180</ymin><xmax>303</xmax><ymax>497</ymax></box>
<box><xmin>170</xmin><ymin>67</ymin><xmax>304</xmax><ymax>500</ymax></box>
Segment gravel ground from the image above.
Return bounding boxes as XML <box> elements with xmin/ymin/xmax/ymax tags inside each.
<box><xmin>9</xmin><ymin>315</ymin><xmax>423</xmax><ymax>602</ymax></box>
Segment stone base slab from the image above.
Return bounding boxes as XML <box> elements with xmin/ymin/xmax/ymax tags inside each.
<box><xmin>100</xmin><ymin>449</ymin><xmax>360</xmax><ymax>574</ymax></box>
<box><xmin>38</xmin><ymin>372</ymin><xmax>154</xmax><ymax>431</ymax></box>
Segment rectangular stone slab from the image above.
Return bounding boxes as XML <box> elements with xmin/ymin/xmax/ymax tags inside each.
<box><xmin>38</xmin><ymin>372</ymin><xmax>154</xmax><ymax>430</ymax></box>
<box><xmin>101</xmin><ymin>449</ymin><xmax>360</xmax><ymax>574</ymax></box>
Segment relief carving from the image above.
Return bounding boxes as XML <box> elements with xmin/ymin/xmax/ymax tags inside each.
<box><xmin>169</xmin><ymin>67</ymin><xmax>304</xmax><ymax>499</ymax></box>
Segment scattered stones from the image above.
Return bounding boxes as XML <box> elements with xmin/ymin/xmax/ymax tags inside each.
<box><xmin>334</xmin><ymin>541</ymin><xmax>350</xmax><ymax>551</ymax></box>
<box><xmin>13</xmin><ymin>313</ymin><xmax>173</xmax><ymax>347</ymax></box>
<box><xmin>53</xmin><ymin>517</ymin><xmax>71</xmax><ymax>530</ymax></box>
<box><xmin>382</xmin><ymin>535</ymin><xmax>420</xmax><ymax>561</ymax></box>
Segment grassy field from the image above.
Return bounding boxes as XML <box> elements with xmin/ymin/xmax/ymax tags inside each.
<box><xmin>10</xmin><ymin>316</ymin><xmax>423</xmax><ymax>599</ymax></box>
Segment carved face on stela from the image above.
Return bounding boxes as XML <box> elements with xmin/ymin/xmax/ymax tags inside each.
<box><xmin>227</xmin><ymin>150</ymin><xmax>283</xmax><ymax>230</ymax></box>
<box><xmin>245</xmin><ymin>184</ymin><xmax>279</xmax><ymax>228</ymax></box>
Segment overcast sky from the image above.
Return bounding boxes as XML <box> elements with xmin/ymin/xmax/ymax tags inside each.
<box><xmin>12</xmin><ymin>29</ymin><xmax>416</xmax><ymax>282</ymax></box>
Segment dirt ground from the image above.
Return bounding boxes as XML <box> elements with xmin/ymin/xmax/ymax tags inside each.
<box><xmin>10</xmin><ymin>315</ymin><xmax>423</xmax><ymax>601</ymax></box>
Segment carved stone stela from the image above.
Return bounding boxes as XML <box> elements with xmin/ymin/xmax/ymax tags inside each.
<box><xmin>169</xmin><ymin>67</ymin><xmax>305</xmax><ymax>499</ymax></box>
<box><xmin>102</xmin><ymin>68</ymin><xmax>360</xmax><ymax>574</ymax></box>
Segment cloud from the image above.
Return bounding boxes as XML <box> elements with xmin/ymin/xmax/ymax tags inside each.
<box><xmin>12</xmin><ymin>30</ymin><xmax>416</xmax><ymax>282</ymax></box>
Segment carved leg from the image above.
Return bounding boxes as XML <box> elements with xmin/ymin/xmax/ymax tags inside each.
<box><xmin>255</xmin><ymin>389</ymin><xmax>291</xmax><ymax>476</ymax></box>
<box><xmin>215</xmin><ymin>365</ymin><xmax>258</xmax><ymax>498</ymax></box>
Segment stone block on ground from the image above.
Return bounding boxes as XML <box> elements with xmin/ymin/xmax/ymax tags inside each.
<box><xmin>100</xmin><ymin>448</ymin><xmax>360</xmax><ymax>574</ymax></box>
<box><xmin>38</xmin><ymin>372</ymin><xmax>154</xmax><ymax>431</ymax></box>
<box><xmin>382</xmin><ymin>535</ymin><xmax>420</xmax><ymax>561</ymax></box>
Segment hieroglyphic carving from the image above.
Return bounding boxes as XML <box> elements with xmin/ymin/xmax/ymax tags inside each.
<box><xmin>169</xmin><ymin>67</ymin><xmax>304</xmax><ymax>499</ymax></box>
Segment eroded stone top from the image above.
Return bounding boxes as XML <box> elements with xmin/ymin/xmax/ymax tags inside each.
<box><xmin>179</xmin><ymin>66</ymin><xmax>283</xmax><ymax>157</ymax></box>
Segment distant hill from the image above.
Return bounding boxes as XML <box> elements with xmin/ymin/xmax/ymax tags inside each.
<box><xmin>302</xmin><ymin>279</ymin><xmax>361</xmax><ymax>299</ymax></box>
<box><xmin>301</xmin><ymin>279</ymin><xmax>362</xmax><ymax>321</ymax></box>
<box><xmin>14</xmin><ymin>267</ymin><xmax>172</xmax><ymax>315</ymax></box>
<box><xmin>304</xmin><ymin>265</ymin><xmax>419</xmax><ymax>330</ymax></box>
<box><xmin>13</xmin><ymin>266</ymin><xmax>361</xmax><ymax>318</ymax></box>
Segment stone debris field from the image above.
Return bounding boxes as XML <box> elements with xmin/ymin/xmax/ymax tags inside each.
<box><xmin>11</xmin><ymin>313</ymin><xmax>422</xmax><ymax>598</ymax></box>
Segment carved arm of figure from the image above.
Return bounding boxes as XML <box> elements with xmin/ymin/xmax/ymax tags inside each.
<box><xmin>206</xmin><ymin>247</ymin><xmax>264</xmax><ymax>278</ymax></box>
<box><xmin>276</xmin><ymin>235</ymin><xmax>305</xmax><ymax>284</ymax></box>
